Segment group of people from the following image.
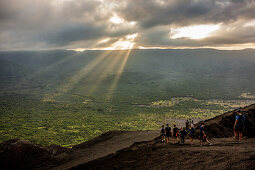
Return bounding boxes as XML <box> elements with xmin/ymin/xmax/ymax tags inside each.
<box><xmin>160</xmin><ymin>109</ymin><xmax>246</xmax><ymax>146</ymax></box>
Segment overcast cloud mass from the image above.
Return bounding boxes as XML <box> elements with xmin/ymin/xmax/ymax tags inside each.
<box><xmin>0</xmin><ymin>0</ymin><xmax>255</xmax><ymax>50</ymax></box>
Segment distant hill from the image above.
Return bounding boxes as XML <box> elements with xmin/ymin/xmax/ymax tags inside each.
<box><xmin>1</xmin><ymin>49</ymin><xmax>255</xmax><ymax>101</ymax></box>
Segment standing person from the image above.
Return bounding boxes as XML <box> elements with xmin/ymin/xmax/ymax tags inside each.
<box><xmin>191</xmin><ymin>120</ymin><xmax>195</xmax><ymax>128</ymax></box>
<box><xmin>187</xmin><ymin>125</ymin><xmax>195</xmax><ymax>145</ymax></box>
<box><xmin>188</xmin><ymin>119</ymin><xmax>192</xmax><ymax>126</ymax></box>
<box><xmin>180</xmin><ymin>127</ymin><xmax>186</xmax><ymax>144</ymax></box>
<box><xmin>173</xmin><ymin>125</ymin><xmax>179</xmax><ymax>144</ymax></box>
<box><xmin>234</xmin><ymin>109</ymin><xmax>246</xmax><ymax>143</ymax></box>
<box><xmin>160</xmin><ymin>125</ymin><xmax>166</xmax><ymax>142</ymax></box>
<box><xmin>199</xmin><ymin>124</ymin><xmax>211</xmax><ymax>146</ymax></box>
<box><xmin>165</xmin><ymin>124</ymin><xmax>172</xmax><ymax>143</ymax></box>
<box><xmin>185</xmin><ymin>120</ymin><xmax>189</xmax><ymax>130</ymax></box>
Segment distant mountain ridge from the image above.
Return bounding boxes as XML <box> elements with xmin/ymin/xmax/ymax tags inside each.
<box><xmin>1</xmin><ymin>48</ymin><xmax>255</xmax><ymax>100</ymax></box>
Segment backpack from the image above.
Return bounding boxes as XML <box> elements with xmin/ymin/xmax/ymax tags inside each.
<box><xmin>237</xmin><ymin>115</ymin><xmax>246</xmax><ymax>126</ymax></box>
<box><xmin>191</xmin><ymin>127</ymin><xmax>196</xmax><ymax>134</ymax></box>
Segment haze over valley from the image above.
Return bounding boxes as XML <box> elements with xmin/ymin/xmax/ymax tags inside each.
<box><xmin>1</xmin><ymin>49</ymin><xmax>255</xmax><ymax>146</ymax></box>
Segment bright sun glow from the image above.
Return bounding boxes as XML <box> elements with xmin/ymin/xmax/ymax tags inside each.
<box><xmin>105</xmin><ymin>33</ymin><xmax>137</xmax><ymax>50</ymax></box>
<box><xmin>170</xmin><ymin>24</ymin><xmax>220</xmax><ymax>39</ymax></box>
<box><xmin>110</xmin><ymin>15</ymin><xmax>124</xmax><ymax>24</ymax></box>
<box><xmin>99</xmin><ymin>38</ymin><xmax>110</xmax><ymax>44</ymax></box>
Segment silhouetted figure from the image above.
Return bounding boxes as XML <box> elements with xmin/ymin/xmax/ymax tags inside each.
<box><xmin>188</xmin><ymin>125</ymin><xmax>195</xmax><ymax>145</ymax></box>
<box><xmin>165</xmin><ymin>124</ymin><xmax>172</xmax><ymax>143</ymax></box>
<box><xmin>185</xmin><ymin>120</ymin><xmax>189</xmax><ymax>130</ymax></box>
<box><xmin>160</xmin><ymin>125</ymin><xmax>166</xmax><ymax>142</ymax></box>
<box><xmin>191</xmin><ymin>120</ymin><xmax>194</xmax><ymax>128</ymax></box>
<box><xmin>199</xmin><ymin>124</ymin><xmax>211</xmax><ymax>146</ymax></box>
<box><xmin>234</xmin><ymin>109</ymin><xmax>246</xmax><ymax>143</ymax></box>
<box><xmin>173</xmin><ymin>125</ymin><xmax>179</xmax><ymax>144</ymax></box>
<box><xmin>180</xmin><ymin>127</ymin><xmax>186</xmax><ymax>144</ymax></box>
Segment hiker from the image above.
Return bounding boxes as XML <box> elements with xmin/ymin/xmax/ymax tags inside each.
<box><xmin>165</xmin><ymin>124</ymin><xmax>172</xmax><ymax>143</ymax></box>
<box><xmin>185</xmin><ymin>120</ymin><xmax>189</xmax><ymax>130</ymax></box>
<box><xmin>173</xmin><ymin>125</ymin><xmax>179</xmax><ymax>144</ymax></box>
<box><xmin>234</xmin><ymin>109</ymin><xmax>246</xmax><ymax>143</ymax></box>
<box><xmin>188</xmin><ymin>119</ymin><xmax>192</xmax><ymax>125</ymax></box>
<box><xmin>180</xmin><ymin>127</ymin><xmax>186</xmax><ymax>144</ymax></box>
<box><xmin>160</xmin><ymin>125</ymin><xmax>166</xmax><ymax>142</ymax></box>
<box><xmin>191</xmin><ymin>120</ymin><xmax>194</xmax><ymax>128</ymax></box>
<box><xmin>187</xmin><ymin>125</ymin><xmax>195</xmax><ymax>145</ymax></box>
<box><xmin>199</xmin><ymin>124</ymin><xmax>211</xmax><ymax>146</ymax></box>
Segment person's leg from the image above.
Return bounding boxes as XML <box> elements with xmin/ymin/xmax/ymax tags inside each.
<box><xmin>234</xmin><ymin>130</ymin><xmax>238</xmax><ymax>142</ymax></box>
<box><xmin>206</xmin><ymin>138</ymin><xmax>211</xmax><ymax>145</ymax></box>
<box><xmin>200</xmin><ymin>135</ymin><xmax>203</xmax><ymax>146</ymax></box>
<box><xmin>162</xmin><ymin>135</ymin><xmax>165</xmax><ymax>142</ymax></box>
<box><xmin>166</xmin><ymin>137</ymin><xmax>169</xmax><ymax>143</ymax></box>
<box><xmin>239</xmin><ymin>132</ymin><xmax>243</xmax><ymax>142</ymax></box>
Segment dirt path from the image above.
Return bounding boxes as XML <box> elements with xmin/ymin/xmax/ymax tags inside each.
<box><xmin>51</xmin><ymin>130</ymin><xmax>159</xmax><ymax>170</ymax></box>
<box><xmin>73</xmin><ymin>137</ymin><xmax>255</xmax><ymax>170</ymax></box>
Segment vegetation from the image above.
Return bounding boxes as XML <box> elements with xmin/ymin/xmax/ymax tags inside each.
<box><xmin>1</xmin><ymin>49</ymin><xmax>255</xmax><ymax>147</ymax></box>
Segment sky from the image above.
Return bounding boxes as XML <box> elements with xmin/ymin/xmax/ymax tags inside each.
<box><xmin>0</xmin><ymin>0</ymin><xmax>255</xmax><ymax>51</ymax></box>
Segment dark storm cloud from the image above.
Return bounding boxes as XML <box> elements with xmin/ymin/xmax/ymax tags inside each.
<box><xmin>116</xmin><ymin>0</ymin><xmax>255</xmax><ymax>28</ymax></box>
<box><xmin>136</xmin><ymin>23</ymin><xmax>255</xmax><ymax>48</ymax></box>
<box><xmin>38</xmin><ymin>23</ymin><xmax>106</xmax><ymax>46</ymax></box>
<box><xmin>0</xmin><ymin>0</ymin><xmax>255</xmax><ymax>50</ymax></box>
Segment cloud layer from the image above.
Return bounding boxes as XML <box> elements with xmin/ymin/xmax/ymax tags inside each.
<box><xmin>0</xmin><ymin>0</ymin><xmax>255</xmax><ymax>50</ymax></box>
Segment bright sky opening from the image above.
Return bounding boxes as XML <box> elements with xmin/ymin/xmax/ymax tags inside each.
<box><xmin>170</xmin><ymin>24</ymin><xmax>220</xmax><ymax>39</ymax></box>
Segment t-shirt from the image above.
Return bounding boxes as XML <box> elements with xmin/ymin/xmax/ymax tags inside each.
<box><xmin>173</xmin><ymin>127</ymin><xmax>178</xmax><ymax>135</ymax></box>
<box><xmin>200</xmin><ymin>126</ymin><xmax>205</xmax><ymax>137</ymax></box>
<box><xmin>165</xmin><ymin>127</ymin><xmax>171</xmax><ymax>135</ymax></box>
<box><xmin>161</xmin><ymin>128</ymin><xmax>165</xmax><ymax>134</ymax></box>
<box><xmin>180</xmin><ymin>130</ymin><xmax>186</xmax><ymax>137</ymax></box>
<box><xmin>185</xmin><ymin>122</ymin><xmax>189</xmax><ymax>128</ymax></box>
<box><xmin>189</xmin><ymin>127</ymin><xmax>195</xmax><ymax>135</ymax></box>
<box><xmin>235</xmin><ymin>115</ymin><xmax>246</xmax><ymax>127</ymax></box>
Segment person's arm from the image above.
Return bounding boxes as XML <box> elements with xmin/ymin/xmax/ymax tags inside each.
<box><xmin>234</xmin><ymin>119</ymin><xmax>238</xmax><ymax>127</ymax></box>
<box><xmin>203</xmin><ymin>130</ymin><xmax>206</xmax><ymax>137</ymax></box>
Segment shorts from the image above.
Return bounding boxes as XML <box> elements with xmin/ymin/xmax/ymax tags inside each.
<box><xmin>189</xmin><ymin>133</ymin><xmax>194</xmax><ymax>138</ymax></box>
<box><xmin>200</xmin><ymin>134</ymin><xmax>206</xmax><ymax>141</ymax></box>
<box><xmin>173</xmin><ymin>133</ymin><xmax>178</xmax><ymax>138</ymax></box>
<box><xmin>161</xmin><ymin>134</ymin><xmax>166</xmax><ymax>137</ymax></box>
<box><xmin>234</xmin><ymin>126</ymin><xmax>243</xmax><ymax>132</ymax></box>
<box><xmin>166</xmin><ymin>133</ymin><xmax>171</xmax><ymax>137</ymax></box>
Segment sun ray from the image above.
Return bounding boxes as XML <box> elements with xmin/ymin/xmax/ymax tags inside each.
<box><xmin>55</xmin><ymin>50</ymin><xmax>113</xmax><ymax>95</ymax></box>
<box><xmin>88</xmin><ymin>50</ymin><xmax>125</xmax><ymax>94</ymax></box>
<box><xmin>18</xmin><ymin>51</ymin><xmax>82</xmax><ymax>89</ymax></box>
<box><xmin>105</xmin><ymin>48</ymin><xmax>132</xmax><ymax>100</ymax></box>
